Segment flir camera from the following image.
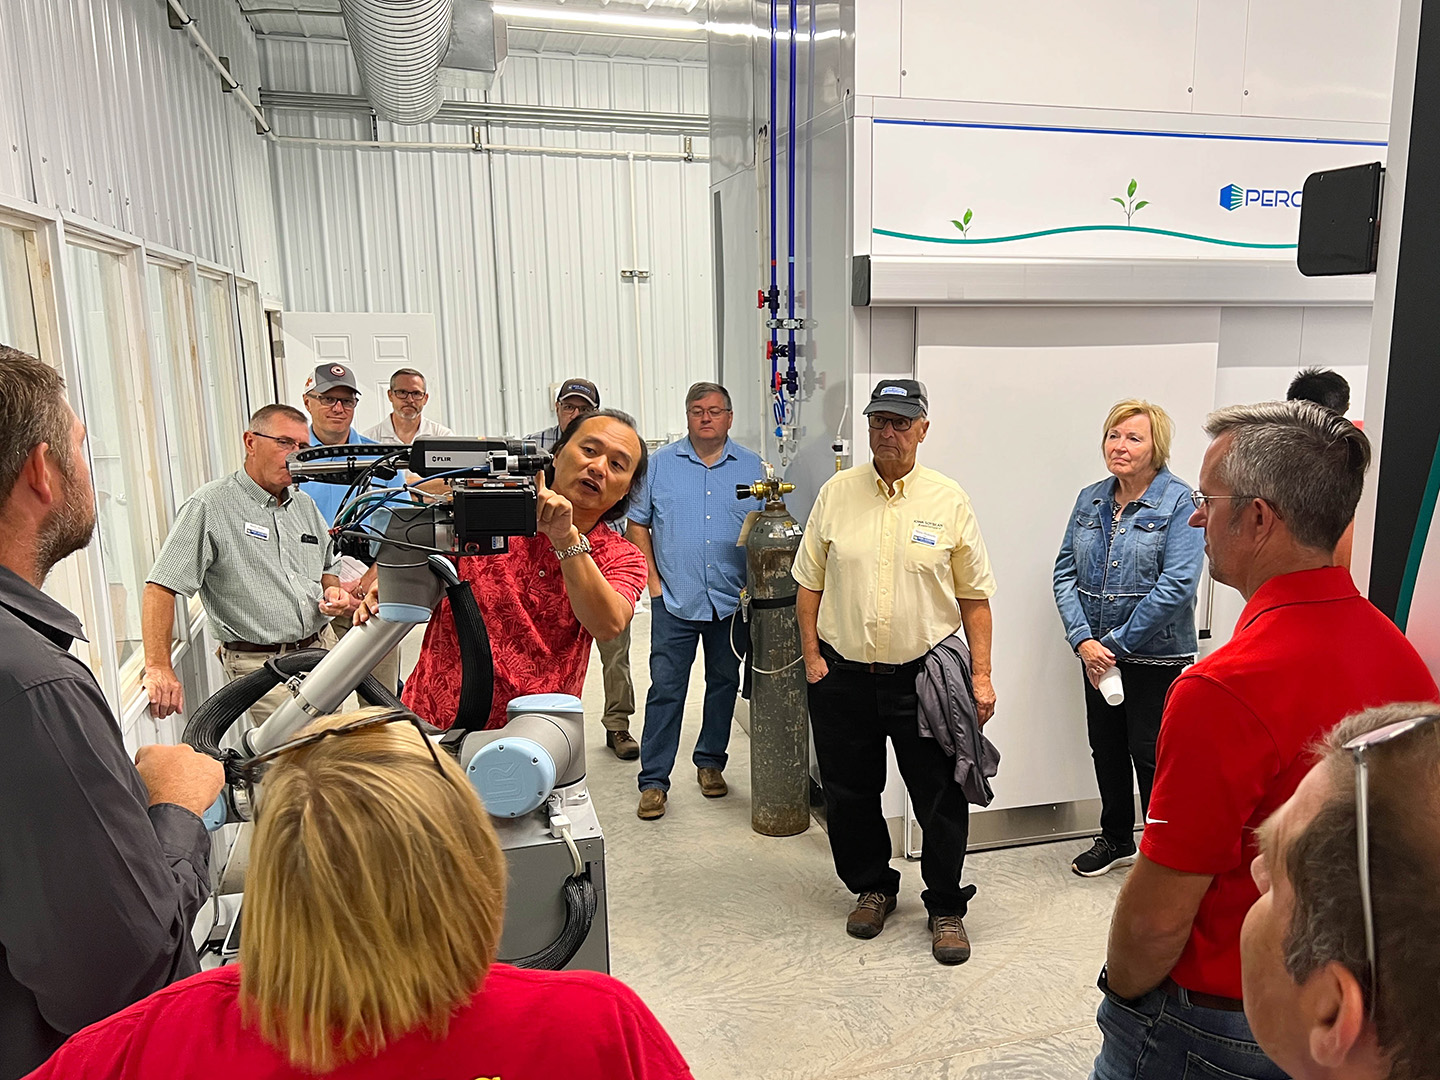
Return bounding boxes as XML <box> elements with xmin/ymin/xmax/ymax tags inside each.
<box><xmin>286</xmin><ymin>436</ymin><xmax>550</xmax><ymax>556</ymax></box>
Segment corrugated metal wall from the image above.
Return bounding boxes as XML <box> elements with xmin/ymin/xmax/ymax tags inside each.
<box><xmin>0</xmin><ymin>0</ymin><xmax>280</xmax><ymax>292</ymax></box>
<box><xmin>262</xmin><ymin>38</ymin><xmax>714</xmax><ymax>440</ymax></box>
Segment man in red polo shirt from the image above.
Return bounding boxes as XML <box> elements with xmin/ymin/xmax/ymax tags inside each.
<box><xmin>1091</xmin><ymin>401</ymin><xmax>1438</xmax><ymax>1080</ymax></box>
<box><xmin>372</xmin><ymin>410</ymin><xmax>650</xmax><ymax>730</ymax></box>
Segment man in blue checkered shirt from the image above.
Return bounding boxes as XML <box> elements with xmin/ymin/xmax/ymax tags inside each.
<box><xmin>628</xmin><ymin>382</ymin><xmax>764</xmax><ymax>821</ymax></box>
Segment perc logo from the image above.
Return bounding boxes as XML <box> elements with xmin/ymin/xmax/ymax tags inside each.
<box><xmin>1219</xmin><ymin>183</ymin><xmax>1302</xmax><ymax>211</ymax></box>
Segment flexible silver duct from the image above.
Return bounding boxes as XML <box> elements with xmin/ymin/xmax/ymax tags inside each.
<box><xmin>339</xmin><ymin>0</ymin><xmax>454</xmax><ymax>124</ymax></box>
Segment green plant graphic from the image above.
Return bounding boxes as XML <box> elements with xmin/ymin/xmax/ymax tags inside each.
<box><xmin>950</xmin><ymin>208</ymin><xmax>974</xmax><ymax>237</ymax></box>
<box><xmin>1111</xmin><ymin>179</ymin><xmax>1149</xmax><ymax>226</ymax></box>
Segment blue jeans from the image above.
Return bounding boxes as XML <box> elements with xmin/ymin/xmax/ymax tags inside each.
<box><xmin>1091</xmin><ymin>973</ymin><xmax>1288</xmax><ymax>1080</ymax></box>
<box><xmin>637</xmin><ymin>595</ymin><xmax>747</xmax><ymax>792</ymax></box>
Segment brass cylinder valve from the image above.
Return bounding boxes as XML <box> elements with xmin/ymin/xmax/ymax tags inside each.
<box><xmin>735</xmin><ymin>460</ymin><xmax>794</xmax><ymax>507</ymax></box>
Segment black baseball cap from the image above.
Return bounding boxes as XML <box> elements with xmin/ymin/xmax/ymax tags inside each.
<box><xmin>556</xmin><ymin>378</ymin><xmax>600</xmax><ymax>409</ymax></box>
<box><xmin>862</xmin><ymin>379</ymin><xmax>928</xmax><ymax>419</ymax></box>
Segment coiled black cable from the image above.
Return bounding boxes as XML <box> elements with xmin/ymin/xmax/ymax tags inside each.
<box><xmin>500</xmin><ymin>872</ymin><xmax>598</xmax><ymax>970</ymax></box>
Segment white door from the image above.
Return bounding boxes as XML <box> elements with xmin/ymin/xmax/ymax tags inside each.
<box><xmin>278</xmin><ymin>312</ymin><xmax>443</xmax><ymax>436</ymax></box>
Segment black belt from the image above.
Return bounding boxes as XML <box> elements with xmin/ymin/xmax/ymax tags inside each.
<box><xmin>748</xmin><ymin>594</ymin><xmax>796</xmax><ymax>610</ymax></box>
<box><xmin>818</xmin><ymin>641</ymin><xmax>922</xmax><ymax>676</ymax></box>
<box><xmin>1162</xmin><ymin>978</ymin><xmax>1245</xmax><ymax>1012</ymax></box>
<box><xmin>222</xmin><ymin>632</ymin><xmax>322</xmax><ymax>654</ymax></box>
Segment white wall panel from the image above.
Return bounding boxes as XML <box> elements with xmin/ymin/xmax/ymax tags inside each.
<box><xmin>0</xmin><ymin>0</ymin><xmax>280</xmax><ymax>292</ymax></box>
<box><xmin>1243</xmin><ymin>0</ymin><xmax>1402</xmax><ymax>123</ymax></box>
<box><xmin>898</xmin><ymin>0</ymin><xmax>1199</xmax><ymax>112</ymax></box>
<box><xmin>862</xmin><ymin>0</ymin><xmax>1401</xmax><ymax>124</ymax></box>
<box><xmin>262</xmin><ymin>39</ymin><xmax>714</xmax><ymax>439</ymax></box>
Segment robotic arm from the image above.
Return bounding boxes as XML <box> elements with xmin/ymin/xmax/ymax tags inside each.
<box><xmin>186</xmin><ymin>438</ymin><xmax>549</xmax><ymax>812</ymax></box>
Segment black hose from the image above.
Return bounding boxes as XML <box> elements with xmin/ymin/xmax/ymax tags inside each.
<box><xmin>183</xmin><ymin>648</ymin><xmax>402</xmax><ymax>762</ymax></box>
<box><xmin>446</xmin><ymin>580</ymin><xmax>494</xmax><ymax>735</ymax></box>
<box><xmin>500</xmin><ymin>872</ymin><xmax>598</xmax><ymax>970</ymax></box>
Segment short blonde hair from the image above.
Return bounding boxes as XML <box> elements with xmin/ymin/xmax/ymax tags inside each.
<box><xmin>240</xmin><ymin>708</ymin><xmax>506</xmax><ymax>1072</ymax></box>
<box><xmin>1102</xmin><ymin>399</ymin><xmax>1174</xmax><ymax>473</ymax></box>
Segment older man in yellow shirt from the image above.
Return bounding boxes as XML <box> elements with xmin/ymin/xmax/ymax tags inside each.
<box><xmin>793</xmin><ymin>379</ymin><xmax>996</xmax><ymax>965</ymax></box>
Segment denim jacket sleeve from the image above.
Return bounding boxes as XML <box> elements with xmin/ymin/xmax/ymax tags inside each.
<box><xmin>1099</xmin><ymin>485</ymin><xmax>1205</xmax><ymax>656</ymax></box>
<box><xmin>1052</xmin><ymin>491</ymin><xmax>1094</xmax><ymax>651</ymax></box>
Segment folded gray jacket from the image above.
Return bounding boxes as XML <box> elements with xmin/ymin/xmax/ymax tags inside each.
<box><xmin>916</xmin><ymin>632</ymin><xmax>1001</xmax><ymax>806</ymax></box>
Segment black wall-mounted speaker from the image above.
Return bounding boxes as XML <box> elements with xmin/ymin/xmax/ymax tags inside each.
<box><xmin>1297</xmin><ymin>162</ymin><xmax>1383</xmax><ymax>276</ymax></box>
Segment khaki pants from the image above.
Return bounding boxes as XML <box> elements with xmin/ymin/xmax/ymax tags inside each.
<box><xmin>596</xmin><ymin>623</ymin><xmax>635</xmax><ymax>732</ymax></box>
<box><xmin>220</xmin><ymin>624</ymin><xmax>340</xmax><ymax>730</ymax></box>
<box><xmin>330</xmin><ymin>612</ymin><xmax>402</xmax><ymax>699</ymax></box>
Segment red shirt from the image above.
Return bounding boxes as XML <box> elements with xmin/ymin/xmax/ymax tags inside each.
<box><xmin>1143</xmin><ymin>566</ymin><xmax>1437</xmax><ymax>999</ymax></box>
<box><xmin>403</xmin><ymin>525</ymin><xmax>648</xmax><ymax>729</ymax></box>
<box><xmin>25</xmin><ymin>963</ymin><xmax>693</xmax><ymax>1080</ymax></box>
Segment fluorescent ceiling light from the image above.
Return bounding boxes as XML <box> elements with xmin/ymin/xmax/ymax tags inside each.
<box><xmin>493</xmin><ymin>3</ymin><xmax>705</xmax><ymax>33</ymax></box>
<box><xmin>493</xmin><ymin>3</ymin><xmax>843</xmax><ymax>42</ymax></box>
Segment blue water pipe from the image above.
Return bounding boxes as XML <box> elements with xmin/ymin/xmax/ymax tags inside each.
<box><xmin>768</xmin><ymin>0</ymin><xmax>779</xmax><ymax>405</ymax></box>
<box><xmin>785</xmin><ymin>0</ymin><xmax>798</xmax><ymax>401</ymax></box>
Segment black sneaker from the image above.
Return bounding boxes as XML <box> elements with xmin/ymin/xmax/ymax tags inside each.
<box><xmin>1071</xmin><ymin>836</ymin><xmax>1137</xmax><ymax>878</ymax></box>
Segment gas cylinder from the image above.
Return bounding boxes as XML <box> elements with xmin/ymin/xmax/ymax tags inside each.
<box><xmin>736</xmin><ymin>463</ymin><xmax>810</xmax><ymax>836</ymax></box>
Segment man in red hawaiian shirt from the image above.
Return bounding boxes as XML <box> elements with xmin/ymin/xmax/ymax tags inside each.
<box><xmin>375</xmin><ymin>409</ymin><xmax>650</xmax><ymax>730</ymax></box>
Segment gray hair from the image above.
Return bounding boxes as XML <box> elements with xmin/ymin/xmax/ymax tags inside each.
<box><xmin>685</xmin><ymin>381</ymin><xmax>732</xmax><ymax>410</ymax></box>
<box><xmin>1204</xmin><ymin>400</ymin><xmax>1370</xmax><ymax>551</ymax></box>
<box><xmin>389</xmin><ymin>368</ymin><xmax>427</xmax><ymax>390</ymax></box>
<box><xmin>249</xmin><ymin>403</ymin><xmax>309</xmax><ymax>433</ymax></box>
<box><xmin>1279</xmin><ymin>703</ymin><xmax>1440</xmax><ymax>1079</ymax></box>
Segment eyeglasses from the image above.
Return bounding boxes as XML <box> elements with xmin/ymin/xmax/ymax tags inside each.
<box><xmin>250</xmin><ymin>431</ymin><xmax>310</xmax><ymax>454</ymax></box>
<box><xmin>687</xmin><ymin>407</ymin><xmax>732</xmax><ymax>420</ymax></box>
<box><xmin>868</xmin><ymin>414</ymin><xmax>914</xmax><ymax>432</ymax></box>
<box><xmin>1343</xmin><ymin>712</ymin><xmax>1440</xmax><ymax>1017</ymax></box>
<box><xmin>308</xmin><ymin>393</ymin><xmax>358</xmax><ymax>412</ymax></box>
<box><xmin>1189</xmin><ymin>491</ymin><xmax>1258</xmax><ymax>511</ymax></box>
<box><xmin>390</xmin><ymin>389</ymin><xmax>426</xmax><ymax>401</ymax></box>
<box><xmin>232</xmin><ymin>708</ymin><xmax>443</xmax><ymax>790</ymax></box>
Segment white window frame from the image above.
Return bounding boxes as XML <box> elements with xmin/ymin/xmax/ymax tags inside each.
<box><xmin>0</xmin><ymin>192</ymin><xmax>277</xmax><ymax>740</ymax></box>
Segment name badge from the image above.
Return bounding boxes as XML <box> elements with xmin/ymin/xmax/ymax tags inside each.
<box><xmin>300</xmin><ymin>533</ymin><xmax>319</xmax><ymax>545</ymax></box>
<box><xmin>244</xmin><ymin>522</ymin><xmax>270</xmax><ymax>542</ymax></box>
<box><xmin>910</xmin><ymin>521</ymin><xmax>942</xmax><ymax>547</ymax></box>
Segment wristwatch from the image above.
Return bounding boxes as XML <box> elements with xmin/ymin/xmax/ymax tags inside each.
<box><xmin>552</xmin><ymin>533</ymin><xmax>592</xmax><ymax>561</ymax></box>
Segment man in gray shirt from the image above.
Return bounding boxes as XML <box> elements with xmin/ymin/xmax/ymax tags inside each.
<box><xmin>0</xmin><ymin>348</ymin><xmax>222</xmax><ymax>1079</ymax></box>
<box><xmin>142</xmin><ymin>404</ymin><xmax>357</xmax><ymax>726</ymax></box>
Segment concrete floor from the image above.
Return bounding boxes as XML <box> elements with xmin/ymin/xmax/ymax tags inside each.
<box><xmin>575</xmin><ymin>605</ymin><xmax>1127</xmax><ymax>1080</ymax></box>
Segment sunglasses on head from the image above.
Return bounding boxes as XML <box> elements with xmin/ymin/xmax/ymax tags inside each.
<box><xmin>232</xmin><ymin>708</ymin><xmax>442</xmax><ymax>790</ymax></box>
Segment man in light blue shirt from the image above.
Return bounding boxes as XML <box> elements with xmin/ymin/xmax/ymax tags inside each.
<box><xmin>628</xmin><ymin>382</ymin><xmax>764</xmax><ymax>820</ymax></box>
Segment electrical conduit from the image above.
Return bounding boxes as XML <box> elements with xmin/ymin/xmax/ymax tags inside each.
<box><xmin>164</xmin><ymin>0</ymin><xmax>273</xmax><ymax>138</ymax></box>
<box><xmin>627</xmin><ymin>151</ymin><xmax>650</xmax><ymax>437</ymax></box>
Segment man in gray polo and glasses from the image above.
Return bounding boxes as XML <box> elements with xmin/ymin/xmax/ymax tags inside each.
<box><xmin>141</xmin><ymin>404</ymin><xmax>359</xmax><ymax>726</ymax></box>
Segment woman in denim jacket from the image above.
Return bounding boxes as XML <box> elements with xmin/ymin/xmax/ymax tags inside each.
<box><xmin>1052</xmin><ymin>400</ymin><xmax>1204</xmax><ymax>878</ymax></box>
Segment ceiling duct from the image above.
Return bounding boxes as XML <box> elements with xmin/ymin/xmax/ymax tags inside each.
<box><xmin>439</xmin><ymin>3</ymin><xmax>507</xmax><ymax>92</ymax></box>
<box><xmin>339</xmin><ymin>0</ymin><xmax>506</xmax><ymax>124</ymax></box>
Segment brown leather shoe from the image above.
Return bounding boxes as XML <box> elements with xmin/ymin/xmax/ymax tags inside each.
<box><xmin>845</xmin><ymin>892</ymin><xmax>897</xmax><ymax>939</ymax></box>
<box><xmin>697</xmin><ymin>767</ymin><xmax>728</xmax><ymax>798</ymax></box>
<box><xmin>606</xmin><ymin>730</ymin><xmax>639</xmax><ymax>760</ymax></box>
<box><xmin>929</xmin><ymin>914</ymin><xmax>971</xmax><ymax>965</ymax></box>
<box><xmin>637</xmin><ymin>788</ymin><xmax>667</xmax><ymax>820</ymax></box>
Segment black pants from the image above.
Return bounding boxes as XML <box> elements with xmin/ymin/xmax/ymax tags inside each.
<box><xmin>808</xmin><ymin>641</ymin><xmax>973</xmax><ymax>917</ymax></box>
<box><xmin>1082</xmin><ymin>660</ymin><xmax>1185</xmax><ymax>846</ymax></box>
